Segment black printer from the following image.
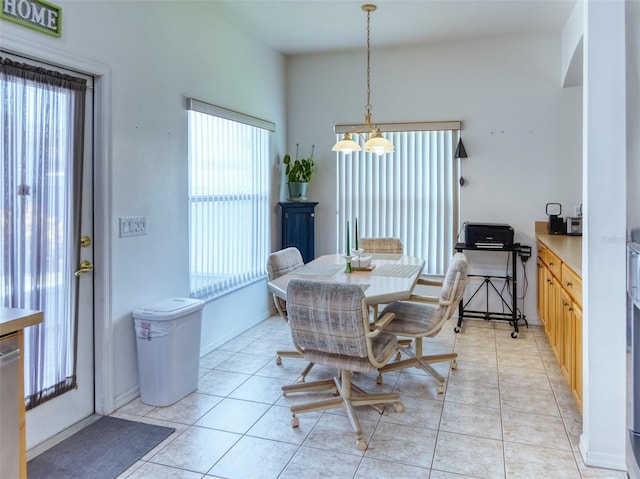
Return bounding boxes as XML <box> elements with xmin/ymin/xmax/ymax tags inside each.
<box><xmin>464</xmin><ymin>223</ymin><xmax>514</xmax><ymax>248</ymax></box>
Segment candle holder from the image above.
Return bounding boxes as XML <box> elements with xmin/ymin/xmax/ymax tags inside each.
<box><xmin>350</xmin><ymin>249</ymin><xmax>372</xmax><ymax>269</ymax></box>
<box><xmin>344</xmin><ymin>255</ymin><xmax>354</xmax><ymax>273</ymax></box>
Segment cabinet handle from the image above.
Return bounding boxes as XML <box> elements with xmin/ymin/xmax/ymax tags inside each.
<box><xmin>549</xmin><ymin>261</ymin><xmax>554</xmax><ymax>266</ymax></box>
<box><xmin>566</xmin><ymin>281</ymin><xmax>572</xmax><ymax>287</ymax></box>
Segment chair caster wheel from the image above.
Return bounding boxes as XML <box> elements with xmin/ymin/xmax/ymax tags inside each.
<box><xmin>357</xmin><ymin>439</ymin><xmax>367</xmax><ymax>451</ymax></box>
<box><xmin>511</xmin><ymin>331</ymin><xmax>518</xmax><ymax>339</ymax></box>
<box><xmin>276</xmin><ymin>356</ymin><xmax>282</xmax><ymax>365</ymax></box>
<box><xmin>437</xmin><ymin>384</ymin><xmax>445</xmax><ymax>394</ymax></box>
<box><xmin>454</xmin><ymin>327</ymin><xmax>460</xmax><ymax>333</ymax></box>
<box><xmin>291</xmin><ymin>416</ymin><xmax>299</xmax><ymax>428</ymax></box>
<box><xmin>394</xmin><ymin>402</ymin><xmax>404</xmax><ymax>413</ymax></box>
<box><xmin>376</xmin><ymin>375</ymin><xmax>382</xmax><ymax>385</ymax></box>
<box><xmin>451</xmin><ymin>359</ymin><xmax>458</xmax><ymax>370</ymax></box>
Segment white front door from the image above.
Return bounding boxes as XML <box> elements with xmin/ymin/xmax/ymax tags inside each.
<box><xmin>0</xmin><ymin>52</ymin><xmax>96</xmax><ymax>449</ymax></box>
<box><xmin>25</xmin><ymin>96</ymin><xmax>95</xmax><ymax>448</ymax></box>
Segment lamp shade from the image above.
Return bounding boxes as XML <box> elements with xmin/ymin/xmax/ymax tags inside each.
<box><xmin>332</xmin><ymin>133</ymin><xmax>362</xmax><ymax>154</ymax></box>
<box><xmin>364</xmin><ymin>129</ymin><xmax>394</xmax><ymax>155</ymax></box>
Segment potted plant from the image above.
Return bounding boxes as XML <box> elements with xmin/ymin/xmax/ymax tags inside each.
<box><xmin>283</xmin><ymin>144</ymin><xmax>315</xmax><ymax>201</ymax></box>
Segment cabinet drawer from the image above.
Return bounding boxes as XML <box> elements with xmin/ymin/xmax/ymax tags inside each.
<box><xmin>546</xmin><ymin>249</ymin><xmax>562</xmax><ymax>280</ymax></box>
<box><xmin>537</xmin><ymin>241</ymin><xmax>548</xmax><ymax>264</ymax></box>
<box><xmin>562</xmin><ymin>263</ymin><xmax>582</xmax><ymax>305</ymax></box>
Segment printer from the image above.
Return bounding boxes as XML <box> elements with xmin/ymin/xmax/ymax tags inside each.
<box><xmin>464</xmin><ymin>223</ymin><xmax>514</xmax><ymax>248</ymax></box>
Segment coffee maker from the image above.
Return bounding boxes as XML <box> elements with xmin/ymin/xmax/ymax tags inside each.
<box><xmin>546</xmin><ymin>202</ymin><xmax>565</xmax><ymax>235</ymax></box>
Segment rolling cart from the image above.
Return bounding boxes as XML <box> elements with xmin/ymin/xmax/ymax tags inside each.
<box><xmin>454</xmin><ymin>242</ymin><xmax>529</xmax><ymax>338</ymax></box>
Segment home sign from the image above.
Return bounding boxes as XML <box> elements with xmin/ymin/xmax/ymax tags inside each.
<box><xmin>1</xmin><ymin>0</ymin><xmax>61</xmax><ymax>37</ymax></box>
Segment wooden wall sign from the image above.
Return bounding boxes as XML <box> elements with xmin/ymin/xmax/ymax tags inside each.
<box><xmin>1</xmin><ymin>0</ymin><xmax>62</xmax><ymax>37</ymax></box>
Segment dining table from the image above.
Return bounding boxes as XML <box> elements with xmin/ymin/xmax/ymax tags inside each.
<box><xmin>267</xmin><ymin>253</ymin><xmax>425</xmax><ymax>309</ymax></box>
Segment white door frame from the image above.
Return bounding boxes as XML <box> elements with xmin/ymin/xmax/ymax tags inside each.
<box><xmin>1</xmin><ymin>33</ymin><xmax>115</xmax><ymax>428</ymax></box>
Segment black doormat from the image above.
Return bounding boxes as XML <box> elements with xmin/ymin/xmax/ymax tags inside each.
<box><xmin>27</xmin><ymin>416</ymin><xmax>175</xmax><ymax>479</ymax></box>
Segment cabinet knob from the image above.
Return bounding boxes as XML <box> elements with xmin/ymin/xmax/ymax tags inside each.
<box><xmin>310</xmin><ymin>213</ymin><xmax>314</xmax><ymax>217</ymax></box>
<box><xmin>566</xmin><ymin>281</ymin><xmax>572</xmax><ymax>287</ymax></box>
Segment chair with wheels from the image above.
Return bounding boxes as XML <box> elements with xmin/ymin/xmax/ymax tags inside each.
<box><xmin>267</xmin><ymin>247</ymin><xmax>314</xmax><ymax>382</ymax></box>
<box><xmin>376</xmin><ymin>252</ymin><xmax>468</xmax><ymax>394</ymax></box>
<box><xmin>281</xmin><ymin>279</ymin><xmax>404</xmax><ymax>451</ymax></box>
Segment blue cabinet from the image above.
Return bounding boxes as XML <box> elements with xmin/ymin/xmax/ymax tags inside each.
<box><xmin>278</xmin><ymin>202</ymin><xmax>318</xmax><ymax>263</ymax></box>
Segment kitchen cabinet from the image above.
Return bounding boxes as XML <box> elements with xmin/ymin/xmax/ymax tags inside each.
<box><xmin>536</xmin><ymin>230</ymin><xmax>583</xmax><ymax>414</ymax></box>
<box><xmin>0</xmin><ymin>308</ymin><xmax>44</xmax><ymax>479</ymax></box>
<box><xmin>278</xmin><ymin>202</ymin><xmax>318</xmax><ymax>263</ymax></box>
<box><xmin>572</xmin><ymin>303</ymin><xmax>583</xmax><ymax>408</ymax></box>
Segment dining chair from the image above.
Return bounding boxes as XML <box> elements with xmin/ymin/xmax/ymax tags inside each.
<box><xmin>281</xmin><ymin>279</ymin><xmax>404</xmax><ymax>451</ymax></box>
<box><xmin>266</xmin><ymin>247</ymin><xmax>314</xmax><ymax>382</ymax></box>
<box><xmin>359</xmin><ymin>237</ymin><xmax>403</xmax><ymax>254</ymax></box>
<box><xmin>376</xmin><ymin>252</ymin><xmax>469</xmax><ymax>393</ymax></box>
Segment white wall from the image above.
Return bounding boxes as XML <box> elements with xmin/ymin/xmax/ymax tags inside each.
<box><xmin>1</xmin><ymin>0</ymin><xmax>286</xmax><ymax>429</ymax></box>
<box><xmin>580</xmin><ymin>0</ymin><xmax>627</xmax><ymax>470</ymax></box>
<box><xmin>286</xmin><ymin>34</ymin><xmax>582</xmax><ymax>324</ymax></box>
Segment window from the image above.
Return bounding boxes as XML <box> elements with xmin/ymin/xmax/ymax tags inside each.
<box><xmin>336</xmin><ymin>126</ymin><xmax>460</xmax><ymax>275</ymax></box>
<box><xmin>187</xmin><ymin>99</ymin><xmax>273</xmax><ymax>300</ymax></box>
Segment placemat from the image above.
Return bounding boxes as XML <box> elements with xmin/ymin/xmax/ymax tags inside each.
<box><xmin>295</xmin><ymin>264</ymin><xmax>343</xmax><ymax>276</ymax></box>
<box><xmin>370</xmin><ymin>253</ymin><xmax>403</xmax><ymax>260</ymax></box>
<box><xmin>371</xmin><ymin>264</ymin><xmax>422</xmax><ymax>278</ymax></box>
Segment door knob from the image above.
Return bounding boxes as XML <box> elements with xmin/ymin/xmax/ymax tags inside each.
<box><xmin>74</xmin><ymin>260</ymin><xmax>94</xmax><ymax>277</ymax></box>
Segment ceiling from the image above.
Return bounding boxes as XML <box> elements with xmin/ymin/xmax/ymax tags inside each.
<box><xmin>211</xmin><ymin>0</ymin><xmax>577</xmax><ymax>55</ymax></box>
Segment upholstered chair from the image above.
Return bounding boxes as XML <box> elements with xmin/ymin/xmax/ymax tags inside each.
<box><xmin>266</xmin><ymin>247</ymin><xmax>313</xmax><ymax>382</ymax></box>
<box><xmin>358</xmin><ymin>237</ymin><xmax>403</xmax><ymax>254</ymax></box>
<box><xmin>376</xmin><ymin>252</ymin><xmax>468</xmax><ymax>394</ymax></box>
<box><xmin>281</xmin><ymin>279</ymin><xmax>404</xmax><ymax>451</ymax></box>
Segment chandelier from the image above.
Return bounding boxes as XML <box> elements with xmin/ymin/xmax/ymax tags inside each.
<box><xmin>332</xmin><ymin>4</ymin><xmax>394</xmax><ymax>156</ymax></box>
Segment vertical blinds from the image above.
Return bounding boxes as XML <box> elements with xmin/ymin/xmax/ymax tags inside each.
<box><xmin>336</xmin><ymin>130</ymin><xmax>459</xmax><ymax>275</ymax></box>
<box><xmin>187</xmin><ymin>100</ymin><xmax>271</xmax><ymax>300</ymax></box>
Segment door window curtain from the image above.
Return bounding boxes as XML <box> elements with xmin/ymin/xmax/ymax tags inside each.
<box><xmin>187</xmin><ymin>99</ymin><xmax>272</xmax><ymax>300</ymax></box>
<box><xmin>336</xmin><ymin>128</ymin><xmax>460</xmax><ymax>275</ymax></box>
<box><xmin>0</xmin><ymin>57</ymin><xmax>87</xmax><ymax>409</ymax></box>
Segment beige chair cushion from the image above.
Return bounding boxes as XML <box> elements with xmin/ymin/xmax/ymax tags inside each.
<box><xmin>380</xmin><ymin>252</ymin><xmax>469</xmax><ymax>337</ymax></box>
<box><xmin>359</xmin><ymin>237</ymin><xmax>403</xmax><ymax>254</ymax></box>
<box><xmin>267</xmin><ymin>247</ymin><xmax>304</xmax><ymax>280</ymax></box>
<box><xmin>286</xmin><ymin>279</ymin><xmax>398</xmax><ymax>373</ymax></box>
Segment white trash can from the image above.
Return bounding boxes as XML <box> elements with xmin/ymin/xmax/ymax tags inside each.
<box><xmin>133</xmin><ymin>297</ymin><xmax>204</xmax><ymax>406</ymax></box>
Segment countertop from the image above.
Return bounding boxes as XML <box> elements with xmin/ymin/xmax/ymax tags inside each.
<box><xmin>0</xmin><ymin>308</ymin><xmax>44</xmax><ymax>336</ymax></box>
<box><xmin>535</xmin><ymin>221</ymin><xmax>582</xmax><ymax>275</ymax></box>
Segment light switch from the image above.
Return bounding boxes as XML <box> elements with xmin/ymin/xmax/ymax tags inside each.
<box><xmin>119</xmin><ymin>216</ymin><xmax>147</xmax><ymax>237</ymax></box>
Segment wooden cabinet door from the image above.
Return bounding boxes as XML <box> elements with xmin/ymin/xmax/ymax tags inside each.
<box><xmin>548</xmin><ymin>276</ymin><xmax>560</xmax><ymax>359</ymax></box>
<box><xmin>560</xmin><ymin>288</ymin><xmax>573</xmax><ymax>382</ymax></box>
<box><xmin>537</xmin><ymin>259</ymin><xmax>547</xmax><ymax>328</ymax></box>
<box><xmin>544</xmin><ymin>267</ymin><xmax>554</xmax><ymax>338</ymax></box>
<box><xmin>572</xmin><ymin>302</ymin><xmax>583</xmax><ymax>413</ymax></box>
<box><xmin>278</xmin><ymin>202</ymin><xmax>318</xmax><ymax>263</ymax></box>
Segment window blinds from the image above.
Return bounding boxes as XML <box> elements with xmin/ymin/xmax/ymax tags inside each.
<box><xmin>187</xmin><ymin>101</ymin><xmax>271</xmax><ymax>300</ymax></box>
<box><xmin>336</xmin><ymin>130</ymin><xmax>459</xmax><ymax>275</ymax></box>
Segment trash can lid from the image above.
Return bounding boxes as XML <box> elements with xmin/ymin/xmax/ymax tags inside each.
<box><xmin>133</xmin><ymin>298</ymin><xmax>204</xmax><ymax>321</ymax></box>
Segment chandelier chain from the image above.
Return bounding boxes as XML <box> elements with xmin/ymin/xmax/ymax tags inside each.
<box><xmin>365</xmin><ymin>8</ymin><xmax>371</xmax><ymax>116</ymax></box>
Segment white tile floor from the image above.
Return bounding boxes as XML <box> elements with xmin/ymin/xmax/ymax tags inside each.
<box><xmin>114</xmin><ymin>316</ymin><xmax>627</xmax><ymax>479</ymax></box>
